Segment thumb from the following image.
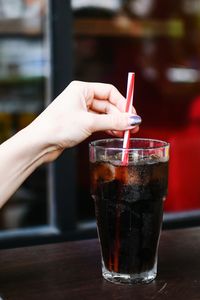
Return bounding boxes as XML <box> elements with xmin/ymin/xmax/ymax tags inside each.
<box><xmin>89</xmin><ymin>113</ymin><xmax>141</xmax><ymax>132</ymax></box>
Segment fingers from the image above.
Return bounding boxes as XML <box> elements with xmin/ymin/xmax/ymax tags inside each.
<box><xmin>90</xmin><ymin>83</ymin><xmax>136</xmax><ymax>113</ymax></box>
<box><xmin>67</xmin><ymin>81</ymin><xmax>141</xmax><ymax>138</ymax></box>
<box><xmin>68</xmin><ymin>81</ymin><xmax>137</xmax><ymax>114</ymax></box>
<box><xmin>84</xmin><ymin>81</ymin><xmax>137</xmax><ymax>114</ymax></box>
<box><xmin>106</xmin><ymin>127</ymin><xmax>139</xmax><ymax>137</ymax></box>
<box><xmin>89</xmin><ymin>99</ymin><xmax>121</xmax><ymax>114</ymax></box>
<box><xmin>88</xmin><ymin>112</ymin><xmax>141</xmax><ymax>133</ymax></box>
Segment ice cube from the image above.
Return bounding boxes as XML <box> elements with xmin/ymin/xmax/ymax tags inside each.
<box><xmin>128</xmin><ymin>151</ymin><xmax>140</xmax><ymax>163</ymax></box>
<box><xmin>92</xmin><ymin>162</ymin><xmax>115</xmax><ymax>185</ymax></box>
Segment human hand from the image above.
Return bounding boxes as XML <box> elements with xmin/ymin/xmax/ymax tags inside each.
<box><xmin>29</xmin><ymin>81</ymin><xmax>141</xmax><ymax>162</ymax></box>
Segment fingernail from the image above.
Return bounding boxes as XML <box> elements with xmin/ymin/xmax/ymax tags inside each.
<box><xmin>128</xmin><ymin>115</ymin><xmax>142</xmax><ymax>126</ymax></box>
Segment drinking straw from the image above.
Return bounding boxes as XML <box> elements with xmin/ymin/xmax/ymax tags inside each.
<box><xmin>122</xmin><ymin>72</ymin><xmax>135</xmax><ymax>165</ymax></box>
<box><xmin>113</xmin><ymin>73</ymin><xmax>135</xmax><ymax>273</ymax></box>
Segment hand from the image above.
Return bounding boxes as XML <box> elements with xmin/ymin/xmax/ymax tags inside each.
<box><xmin>29</xmin><ymin>81</ymin><xmax>141</xmax><ymax>161</ymax></box>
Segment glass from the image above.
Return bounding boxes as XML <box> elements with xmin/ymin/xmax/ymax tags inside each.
<box><xmin>89</xmin><ymin>138</ymin><xmax>169</xmax><ymax>284</ymax></box>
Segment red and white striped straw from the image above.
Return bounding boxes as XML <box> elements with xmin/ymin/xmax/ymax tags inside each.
<box><xmin>122</xmin><ymin>72</ymin><xmax>135</xmax><ymax>165</ymax></box>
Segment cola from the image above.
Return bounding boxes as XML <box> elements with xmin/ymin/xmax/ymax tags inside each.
<box><xmin>91</xmin><ymin>159</ymin><xmax>168</xmax><ymax>278</ymax></box>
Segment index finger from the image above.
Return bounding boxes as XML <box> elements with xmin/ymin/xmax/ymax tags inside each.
<box><xmin>86</xmin><ymin>82</ymin><xmax>137</xmax><ymax>114</ymax></box>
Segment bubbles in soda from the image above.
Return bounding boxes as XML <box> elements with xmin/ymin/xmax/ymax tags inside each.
<box><xmin>90</xmin><ymin>157</ymin><xmax>168</xmax><ymax>275</ymax></box>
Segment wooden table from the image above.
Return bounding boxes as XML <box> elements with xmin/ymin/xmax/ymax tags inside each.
<box><xmin>0</xmin><ymin>227</ymin><xmax>200</xmax><ymax>300</ymax></box>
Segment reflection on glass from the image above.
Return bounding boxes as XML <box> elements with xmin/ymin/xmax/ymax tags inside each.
<box><xmin>0</xmin><ymin>0</ymin><xmax>49</xmax><ymax>230</ymax></box>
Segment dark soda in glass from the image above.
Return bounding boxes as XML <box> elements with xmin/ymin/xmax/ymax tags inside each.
<box><xmin>89</xmin><ymin>138</ymin><xmax>169</xmax><ymax>284</ymax></box>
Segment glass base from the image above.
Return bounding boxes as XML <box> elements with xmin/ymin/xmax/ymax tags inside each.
<box><xmin>102</xmin><ymin>263</ymin><xmax>157</xmax><ymax>284</ymax></box>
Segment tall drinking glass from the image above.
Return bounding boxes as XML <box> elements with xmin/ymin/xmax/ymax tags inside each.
<box><xmin>89</xmin><ymin>138</ymin><xmax>169</xmax><ymax>284</ymax></box>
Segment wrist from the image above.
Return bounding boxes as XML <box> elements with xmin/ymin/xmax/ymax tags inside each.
<box><xmin>0</xmin><ymin>122</ymin><xmax>54</xmax><ymax>205</ymax></box>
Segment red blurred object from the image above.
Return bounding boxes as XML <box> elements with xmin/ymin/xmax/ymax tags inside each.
<box><xmin>165</xmin><ymin>134</ymin><xmax>200</xmax><ymax>211</ymax></box>
<box><xmin>165</xmin><ymin>96</ymin><xmax>200</xmax><ymax>212</ymax></box>
<box><xmin>189</xmin><ymin>96</ymin><xmax>200</xmax><ymax>122</ymax></box>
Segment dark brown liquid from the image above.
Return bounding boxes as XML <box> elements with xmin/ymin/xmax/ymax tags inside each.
<box><xmin>91</xmin><ymin>160</ymin><xmax>168</xmax><ymax>274</ymax></box>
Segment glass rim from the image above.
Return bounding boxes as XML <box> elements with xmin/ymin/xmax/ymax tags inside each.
<box><xmin>89</xmin><ymin>138</ymin><xmax>170</xmax><ymax>151</ymax></box>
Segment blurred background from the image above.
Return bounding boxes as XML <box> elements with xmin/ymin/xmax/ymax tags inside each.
<box><xmin>0</xmin><ymin>0</ymin><xmax>200</xmax><ymax>247</ymax></box>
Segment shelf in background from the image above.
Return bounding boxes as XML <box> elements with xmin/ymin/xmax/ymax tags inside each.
<box><xmin>0</xmin><ymin>19</ymin><xmax>42</xmax><ymax>37</ymax></box>
<box><xmin>0</xmin><ymin>76</ymin><xmax>45</xmax><ymax>85</ymax></box>
<box><xmin>74</xmin><ymin>17</ymin><xmax>184</xmax><ymax>38</ymax></box>
<box><xmin>0</xmin><ymin>98</ymin><xmax>43</xmax><ymax>113</ymax></box>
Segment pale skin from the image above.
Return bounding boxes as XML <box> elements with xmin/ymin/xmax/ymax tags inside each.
<box><xmin>0</xmin><ymin>81</ymin><xmax>140</xmax><ymax>207</ymax></box>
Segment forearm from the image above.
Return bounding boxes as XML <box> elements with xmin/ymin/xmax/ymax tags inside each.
<box><xmin>0</xmin><ymin>125</ymin><xmax>52</xmax><ymax>208</ymax></box>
